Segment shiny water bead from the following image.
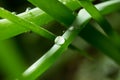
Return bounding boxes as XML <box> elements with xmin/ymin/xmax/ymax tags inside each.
<box><xmin>54</xmin><ymin>36</ymin><xmax>65</xmax><ymax>45</ymax></box>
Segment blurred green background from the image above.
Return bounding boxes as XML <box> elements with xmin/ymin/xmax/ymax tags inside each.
<box><xmin>0</xmin><ymin>0</ymin><xmax>120</xmax><ymax>80</ymax></box>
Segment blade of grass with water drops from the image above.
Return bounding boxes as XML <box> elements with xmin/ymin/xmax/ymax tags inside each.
<box><xmin>28</xmin><ymin>0</ymin><xmax>76</xmax><ymax>26</ymax></box>
<box><xmin>0</xmin><ymin>1</ymin><xmax>120</xmax><ymax>40</ymax></box>
<box><xmin>19</xmin><ymin>1</ymin><xmax>120</xmax><ymax>79</ymax></box>
<box><xmin>0</xmin><ymin>7</ymin><xmax>56</xmax><ymax>41</ymax></box>
<box><xmin>77</xmin><ymin>0</ymin><xmax>120</xmax><ymax>46</ymax></box>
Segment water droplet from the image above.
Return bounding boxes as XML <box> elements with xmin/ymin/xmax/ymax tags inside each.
<box><xmin>25</xmin><ymin>7</ymin><xmax>31</xmax><ymax>12</ymax></box>
<box><xmin>69</xmin><ymin>26</ymin><xmax>74</xmax><ymax>31</ymax></box>
<box><xmin>54</xmin><ymin>36</ymin><xmax>65</xmax><ymax>45</ymax></box>
<box><xmin>12</xmin><ymin>12</ymin><xmax>17</xmax><ymax>15</ymax></box>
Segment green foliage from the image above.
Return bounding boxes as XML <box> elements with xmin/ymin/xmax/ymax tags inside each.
<box><xmin>0</xmin><ymin>0</ymin><xmax>120</xmax><ymax>80</ymax></box>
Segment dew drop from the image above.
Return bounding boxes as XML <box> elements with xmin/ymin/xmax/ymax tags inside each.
<box><xmin>69</xmin><ymin>26</ymin><xmax>74</xmax><ymax>31</ymax></box>
<box><xmin>54</xmin><ymin>36</ymin><xmax>65</xmax><ymax>45</ymax></box>
<box><xmin>12</xmin><ymin>12</ymin><xmax>17</xmax><ymax>15</ymax></box>
<box><xmin>25</xmin><ymin>7</ymin><xmax>31</xmax><ymax>12</ymax></box>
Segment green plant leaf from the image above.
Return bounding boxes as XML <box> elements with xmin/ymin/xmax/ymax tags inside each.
<box><xmin>0</xmin><ymin>7</ymin><xmax>56</xmax><ymax>41</ymax></box>
<box><xmin>19</xmin><ymin>1</ymin><xmax>120</xmax><ymax>80</ymax></box>
<box><xmin>0</xmin><ymin>8</ymin><xmax>54</xmax><ymax>40</ymax></box>
<box><xmin>59</xmin><ymin>0</ymin><xmax>81</xmax><ymax>11</ymax></box>
<box><xmin>78</xmin><ymin>0</ymin><xmax>113</xmax><ymax>35</ymax></box>
<box><xmin>28</xmin><ymin>0</ymin><xmax>76</xmax><ymax>26</ymax></box>
<box><xmin>0</xmin><ymin>1</ymin><xmax>120</xmax><ymax>40</ymax></box>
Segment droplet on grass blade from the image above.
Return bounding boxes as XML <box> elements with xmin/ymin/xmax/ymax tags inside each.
<box><xmin>69</xmin><ymin>26</ymin><xmax>74</xmax><ymax>31</ymax></box>
<box><xmin>54</xmin><ymin>36</ymin><xmax>65</xmax><ymax>45</ymax></box>
<box><xmin>12</xmin><ymin>12</ymin><xmax>17</xmax><ymax>15</ymax></box>
<box><xmin>25</xmin><ymin>7</ymin><xmax>31</xmax><ymax>12</ymax></box>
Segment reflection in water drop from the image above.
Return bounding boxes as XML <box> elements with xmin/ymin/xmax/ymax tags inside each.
<box><xmin>54</xmin><ymin>36</ymin><xmax>65</xmax><ymax>45</ymax></box>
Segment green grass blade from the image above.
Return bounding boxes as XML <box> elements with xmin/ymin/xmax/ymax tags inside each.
<box><xmin>0</xmin><ymin>7</ymin><xmax>56</xmax><ymax>41</ymax></box>
<box><xmin>78</xmin><ymin>0</ymin><xmax>114</xmax><ymax>36</ymax></box>
<box><xmin>28</xmin><ymin>0</ymin><xmax>76</xmax><ymax>26</ymax></box>
<box><xmin>0</xmin><ymin>40</ymin><xmax>26</xmax><ymax>79</ymax></box>
<box><xmin>78</xmin><ymin>0</ymin><xmax>120</xmax><ymax>46</ymax></box>
<box><xmin>0</xmin><ymin>1</ymin><xmax>120</xmax><ymax>40</ymax></box>
<box><xmin>59</xmin><ymin>0</ymin><xmax>81</xmax><ymax>11</ymax></box>
<box><xmin>0</xmin><ymin>8</ymin><xmax>54</xmax><ymax>40</ymax></box>
<box><xmin>0</xmin><ymin>8</ymin><xmax>89</xmax><ymax>60</ymax></box>
<box><xmin>20</xmin><ymin>22</ymin><xmax>81</xmax><ymax>80</ymax></box>
<box><xmin>19</xmin><ymin>1</ymin><xmax>120</xmax><ymax>79</ymax></box>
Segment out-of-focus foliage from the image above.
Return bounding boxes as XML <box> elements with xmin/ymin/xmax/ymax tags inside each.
<box><xmin>0</xmin><ymin>0</ymin><xmax>120</xmax><ymax>80</ymax></box>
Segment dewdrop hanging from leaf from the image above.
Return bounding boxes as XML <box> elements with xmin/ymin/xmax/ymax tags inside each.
<box><xmin>54</xmin><ymin>36</ymin><xmax>65</xmax><ymax>45</ymax></box>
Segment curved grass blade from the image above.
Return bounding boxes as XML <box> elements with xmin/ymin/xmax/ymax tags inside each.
<box><xmin>28</xmin><ymin>0</ymin><xmax>76</xmax><ymax>26</ymax></box>
<box><xmin>0</xmin><ymin>7</ymin><xmax>56</xmax><ymax>41</ymax></box>
<box><xmin>77</xmin><ymin>0</ymin><xmax>113</xmax><ymax>36</ymax></box>
<box><xmin>59</xmin><ymin>0</ymin><xmax>81</xmax><ymax>11</ymax></box>
<box><xmin>0</xmin><ymin>8</ymin><xmax>54</xmax><ymax>40</ymax></box>
<box><xmin>78</xmin><ymin>0</ymin><xmax>120</xmax><ymax>46</ymax></box>
<box><xmin>19</xmin><ymin>1</ymin><xmax>120</xmax><ymax>79</ymax></box>
<box><xmin>0</xmin><ymin>1</ymin><xmax>120</xmax><ymax>40</ymax></box>
<box><xmin>0</xmin><ymin>9</ymin><xmax>90</xmax><ymax>60</ymax></box>
<box><xmin>20</xmin><ymin>20</ymin><xmax>83</xmax><ymax>80</ymax></box>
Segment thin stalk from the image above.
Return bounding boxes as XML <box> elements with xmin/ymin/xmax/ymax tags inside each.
<box><xmin>0</xmin><ymin>7</ymin><xmax>56</xmax><ymax>41</ymax></box>
<box><xmin>19</xmin><ymin>1</ymin><xmax>120</xmax><ymax>80</ymax></box>
<box><xmin>0</xmin><ymin>1</ymin><xmax>120</xmax><ymax>40</ymax></box>
<box><xmin>28</xmin><ymin>0</ymin><xmax>76</xmax><ymax>26</ymax></box>
<box><xmin>77</xmin><ymin>0</ymin><xmax>113</xmax><ymax>35</ymax></box>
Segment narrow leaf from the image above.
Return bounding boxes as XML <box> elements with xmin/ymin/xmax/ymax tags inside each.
<box><xmin>78</xmin><ymin>0</ymin><xmax>113</xmax><ymax>35</ymax></box>
<box><xmin>28</xmin><ymin>0</ymin><xmax>76</xmax><ymax>26</ymax></box>
<box><xmin>0</xmin><ymin>8</ymin><xmax>56</xmax><ymax>41</ymax></box>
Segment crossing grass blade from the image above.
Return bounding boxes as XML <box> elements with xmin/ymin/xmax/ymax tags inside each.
<box><xmin>0</xmin><ymin>8</ymin><xmax>91</xmax><ymax>60</ymax></box>
<box><xmin>59</xmin><ymin>0</ymin><xmax>81</xmax><ymax>11</ymax></box>
<box><xmin>19</xmin><ymin>1</ymin><xmax>120</xmax><ymax>80</ymax></box>
<box><xmin>78</xmin><ymin>0</ymin><xmax>120</xmax><ymax>46</ymax></box>
<box><xmin>28</xmin><ymin>0</ymin><xmax>76</xmax><ymax>26</ymax></box>
<box><xmin>77</xmin><ymin>0</ymin><xmax>113</xmax><ymax>35</ymax></box>
<box><xmin>0</xmin><ymin>7</ymin><xmax>56</xmax><ymax>41</ymax></box>
<box><xmin>0</xmin><ymin>1</ymin><xmax>120</xmax><ymax>40</ymax></box>
<box><xmin>0</xmin><ymin>8</ymin><xmax>54</xmax><ymax>40</ymax></box>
